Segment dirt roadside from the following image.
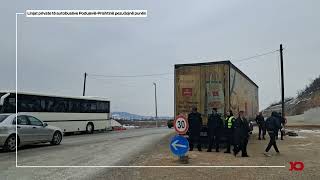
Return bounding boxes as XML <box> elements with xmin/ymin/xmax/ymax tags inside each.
<box><xmin>96</xmin><ymin>128</ymin><xmax>320</xmax><ymax>180</ymax></box>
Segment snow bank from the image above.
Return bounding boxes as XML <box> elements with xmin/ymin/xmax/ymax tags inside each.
<box><xmin>287</xmin><ymin>107</ymin><xmax>320</xmax><ymax>125</ymax></box>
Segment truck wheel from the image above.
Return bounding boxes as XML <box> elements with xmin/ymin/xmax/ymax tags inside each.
<box><xmin>86</xmin><ymin>123</ymin><xmax>94</xmax><ymax>134</ymax></box>
<box><xmin>4</xmin><ymin>135</ymin><xmax>17</xmax><ymax>152</ymax></box>
<box><xmin>51</xmin><ymin>131</ymin><xmax>62</xmax><ymax>145</ymax></box>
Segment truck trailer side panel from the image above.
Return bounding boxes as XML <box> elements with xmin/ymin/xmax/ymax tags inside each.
<box><xmin>229</xmin><ymin>65</ymin><xmax>259</xmax><ymax>120</ymax></box>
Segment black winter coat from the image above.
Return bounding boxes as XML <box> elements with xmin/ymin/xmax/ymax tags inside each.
<box><xmin>188</xmin><ymin>112</ymin><xmax>202</xmax><ymax>135</ymax></box>
<box><xmin>208</xmin><ymin>113</ymin><xmax>223</xmax><ymax>133</ymax></box>
<box><xmin>233</xmin><ymin>117</ymin><xmax>250</xmax><ymax>145</ymax></box>
<box><xmin>265</xmin><ymin>112</ymin><xmax>282</xmax><ymax>132</ymax></box>
<box><xmin>255</xmin><ymin>114</ymin><xmax>265</xmax><ymax>128</ymax></box>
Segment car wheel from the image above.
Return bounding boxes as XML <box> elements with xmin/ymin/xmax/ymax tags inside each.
<box><xmin>51</xmin><ymin>131</ymin><xmax>62</xmax><ymax>145</ymax></box>
<box><xmin>86</xmin><ymin>123</ymin><xmax>94</xmax><ymax>134</ymax></box>
<box><xmin>4</xmin><ymin>135</ymin><xmax>17</xmax><ymax>152</ymax></box>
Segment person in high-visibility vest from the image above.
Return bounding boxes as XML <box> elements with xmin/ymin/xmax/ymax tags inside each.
<box><xmin>224</xmin><ymin>110</ymin><xmax>235</xmax><ymax>154</ymax></box>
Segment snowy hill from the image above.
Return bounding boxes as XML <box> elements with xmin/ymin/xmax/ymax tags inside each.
<box><xmin>263</xmin><ymin>75</ymin><xmax>320</xmax><ymax>125</ymax></box>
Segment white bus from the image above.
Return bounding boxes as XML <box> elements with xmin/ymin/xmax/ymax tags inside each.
<box><xmin>0</xmin><ymin>91</ymin><xmax>111</xmax><ymax>133</ymax></box>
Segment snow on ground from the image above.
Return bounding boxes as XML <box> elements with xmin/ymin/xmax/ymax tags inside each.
<box><xmin>286</xmin><ymin>107</ymin><xmax>320</xmax><ymax>125</ymax></box>
<box><xmin>297</xmin><ymin>129</ymin><xmax>320</xmax><ymax>133</ymax></box>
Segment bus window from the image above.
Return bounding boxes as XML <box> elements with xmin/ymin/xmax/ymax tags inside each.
<box><xmin>54</xmin><ymin>98</ymin><xmax>68</xmax><ymax>112</ymax></box>
<box><xmin>40</xmin><ymin>98</ymin><xmax>46</xmax><ymax>112</ymax></box>
<box><xmin>97</xmin><ymin>101</ymin><xmax>109</xmax><ymax>113</ymax></box>
<box><xmin>46</xmin><ymin>97</ymin><xmax>55</xmax><ymax>112</ymax></box>
<box><xmin>80</xmin><ymin>101</ymin><xmax>90</xmax><ymax>113</ymax></box>
<box><xmin>5</xmin><ymin>97</ymin><xmax>16</xmax><ymax>113</ymax></box>
<box><xmin>105</xmin><ymin>102</ymin><xmax>110</xmax><ymax>113</ymax></box>
<box><xmin>90</xmin><ymin>101</ymin><xmax>97</xmax><ymax>113</ymax></box>
<box><xmin>69</xmin><ymin>99</ymin><xmax>80</xmax><ymax>113</ymax></box>
<box><xmin>17</xmin><ymin>94</ymin><xmax>41</xmax><ymax>112</ymax></box>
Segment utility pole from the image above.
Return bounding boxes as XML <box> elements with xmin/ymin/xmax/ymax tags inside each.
<box><xmin>83</xmin><ymin>72</ymin><xmax>87</xmax><ymax>96</ymax></box>
<box><xmin>280</xmin><ymin>44</ymin><xmax>285</xmax><ymax>118</ymax></box>
<box><xmin>153</xmin><ymin>82</ymin><xmax>158</xmax><ymax>127</ymax></box>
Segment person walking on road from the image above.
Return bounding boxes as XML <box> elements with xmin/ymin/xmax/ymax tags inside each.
<box><xmin>233</xmin><ymin>111</ymin><xmax>250</xmax><ymax>157</ymax></box>
<box><xmin>207</xmin><ymin>108</ymin><xmax>223</xmax><ymax>152</ymax></box>
<box><xmin>274</xmin><ymin>112</ymin><xmax>282</xmax><ymax>140</ymax></box>
<box><xmin>255</xmin><ymin>112</ymin><xmax>266</xmax><ymax>140</ymax></box>
<box><xmin>224</xmin><ymin>110</ymin><xmax>235</xmax><ymax>154</ymax></box>
<box><xmin>188</xmin><ymin>106</ymin><xmax>203</xmax><ymax>151</ymax></box>
<box><xmin>264</xmin><ymin>111</ymin><xmax>282</xmax><ymax>156</ymax></box>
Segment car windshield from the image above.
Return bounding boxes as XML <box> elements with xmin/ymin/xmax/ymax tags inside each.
<box><xmin>0</xmin><ymin>115</ymin><xmax>9</xmax><ymax>123</ymax></box>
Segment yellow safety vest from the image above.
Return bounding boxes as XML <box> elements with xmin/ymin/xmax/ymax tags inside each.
<box><xmin>226</xmin><ymin>116</ymin><xmax>235</xmax><ymax>129</ymax></box>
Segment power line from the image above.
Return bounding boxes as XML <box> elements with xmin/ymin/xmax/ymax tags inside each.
<box><xmin>88</xmin><ymin>72</ymin><xmax>172</xmax><ymax>78</ymax></box>
<box><xmin>232</xmin><ymin>49</ymin><xmax>280</xmax><ymax>63</ymax></box>
<box><xmin>87</xmin><ymin>49</ymin><xmax>282</xmax><ymax>80</ymax></box>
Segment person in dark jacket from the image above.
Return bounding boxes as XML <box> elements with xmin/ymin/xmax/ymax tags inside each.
<box><xmin>255</xmin><ymin>112</ymin><xmax>266</xmax><ymax>140</ymax></box>
<box><xmin>233</xmin><ymin>111</ymin><xmax>250</xmax><ymax>157</ymax></box>
<box><xmin>188</xmin><ymin>106</ymin><xmax>203</xmax><ymax>151</ymax></box>
<box><xmin>274</xmin><ymin>112</ymin><xmax>282</xmax><ymax>140</ymax></box>
<box><xmin>207</xmin><ymin>108</ymin><xmax>223</xmax><ymax>152</ymax></box>
<box><xmin>224</xmin><ymin>110</ymin><xmax>235</xmax><ymax>153</ymax></box>
<box><xmin>264</xmin><ymin>111</ymin><xmax>282</xmax><ymax>155</ymax></box>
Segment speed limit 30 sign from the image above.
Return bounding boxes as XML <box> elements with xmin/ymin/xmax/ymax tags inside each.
<box><xmin>174</xmin><ymin>115</ymin><xmax>189</xmax><ymax>134</ymax></box>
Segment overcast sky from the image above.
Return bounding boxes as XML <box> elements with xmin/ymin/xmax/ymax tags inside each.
<box><xmin>1</xmin><ymin>0</ymin><xmax>319</xmax><ymax>116</ymax></box>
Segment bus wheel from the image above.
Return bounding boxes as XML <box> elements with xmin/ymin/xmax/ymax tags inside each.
<box><xmin>86</xmin><ymin>123</ymin><xmax>94</xmax><ymax>134</ymax></box>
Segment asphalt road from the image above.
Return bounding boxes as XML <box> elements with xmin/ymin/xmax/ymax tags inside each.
<box><xmin>0</xmin><ymin>127</ymin><xmax>173</xmax><ymax>180</ymax></box>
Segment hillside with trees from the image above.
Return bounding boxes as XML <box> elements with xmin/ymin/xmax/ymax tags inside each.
<box><xmin>263</xmin><ymin>75</ymin><xmax>320</xmax><ymax>116</ymax></box>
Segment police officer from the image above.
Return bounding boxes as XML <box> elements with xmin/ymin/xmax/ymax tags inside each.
<box><xmin>264</xmin><ymin>111</ymin><xmax>282</xmax><ymax>155</ymax></box>
<box><xmin>188</xmin><ymin>106</ymin><xmax>203</xmax><ymax>151</ymax></box>
<box><xmin>233</xmin><ymin>111</ymin><xmax>250</xmax><ymax>157</ymax></box>
<box><xmin>224</xmin><ymin>110</ymin><xmax>235</xmax><ymax>154</ymax></box>
<box><xmin>207</xmin><ymin>108</ymin><xmax>223</xmax><ymax>152</ymax></box>
<box><xmin>255</xmin><ymin>112</ymin><xmax>266</xmax><ymax>140</ymax></box>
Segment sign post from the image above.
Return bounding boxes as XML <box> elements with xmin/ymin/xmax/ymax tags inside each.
<box><xmin>170</xmin><ymin>115</ymin><xmax>189</xmax><ymax>164</ymax></box>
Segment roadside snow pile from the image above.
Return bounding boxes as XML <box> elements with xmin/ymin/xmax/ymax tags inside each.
<box><xmin>289</xmin><ymin>136</ymin><xmax>306</xmax><ymax>139</ymax></box>
<box><xmin>298</xmin><ymin>129</ymin><xmax>320</xmax><ymax>134</ymax></box>
<box><xmin>289</xmin><ymin>143</ymin><xmax>312</xmax><ymax>147</ymax></box>
<box><xmin>123</xmin><ymin>124</ymin><xmax>139</xmax><ymax>129</ymax></box>
<box><xmin>286</xmin><ymin>107</ymin><xmax>320</xmax><ymax>125</ymax></box>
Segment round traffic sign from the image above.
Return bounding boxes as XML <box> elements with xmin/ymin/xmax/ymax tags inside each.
<box><xmin>170</xmin><ymin>135</ymin><xmax>189</xmax><ymax>156</ymax></box>
<box><xmin>174</xmin><ymin>115</ymin><xmax>189</xmax><ymax>134</ymax></box>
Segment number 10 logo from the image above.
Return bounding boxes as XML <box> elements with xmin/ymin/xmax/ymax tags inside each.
<box><xmin>174</xmin><ymin>115</ymin><xmax>189</xmax><ymax>134</ymax></box>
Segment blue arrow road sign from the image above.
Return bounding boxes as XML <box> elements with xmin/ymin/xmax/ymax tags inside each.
<box><xmin>170</xmin><ymin>135</ymin><xmax>189</xmax><ymax>156</ymax></box>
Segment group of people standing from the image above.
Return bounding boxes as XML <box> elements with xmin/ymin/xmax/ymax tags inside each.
<box><xmin>187</xmin><ymin>107</ymin><xmax>250</xmax><ymax>157</ymax></box>
<box><xmin>187</xmin><ymin>106</ymin><xmax>286</xmax><ymax>157</ymax></box>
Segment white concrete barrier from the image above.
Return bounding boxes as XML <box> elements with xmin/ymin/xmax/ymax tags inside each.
<box><xmin>287</xmin><ymin>107</ymin><xmax>320</xmax><ymax>125</ymax></box>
